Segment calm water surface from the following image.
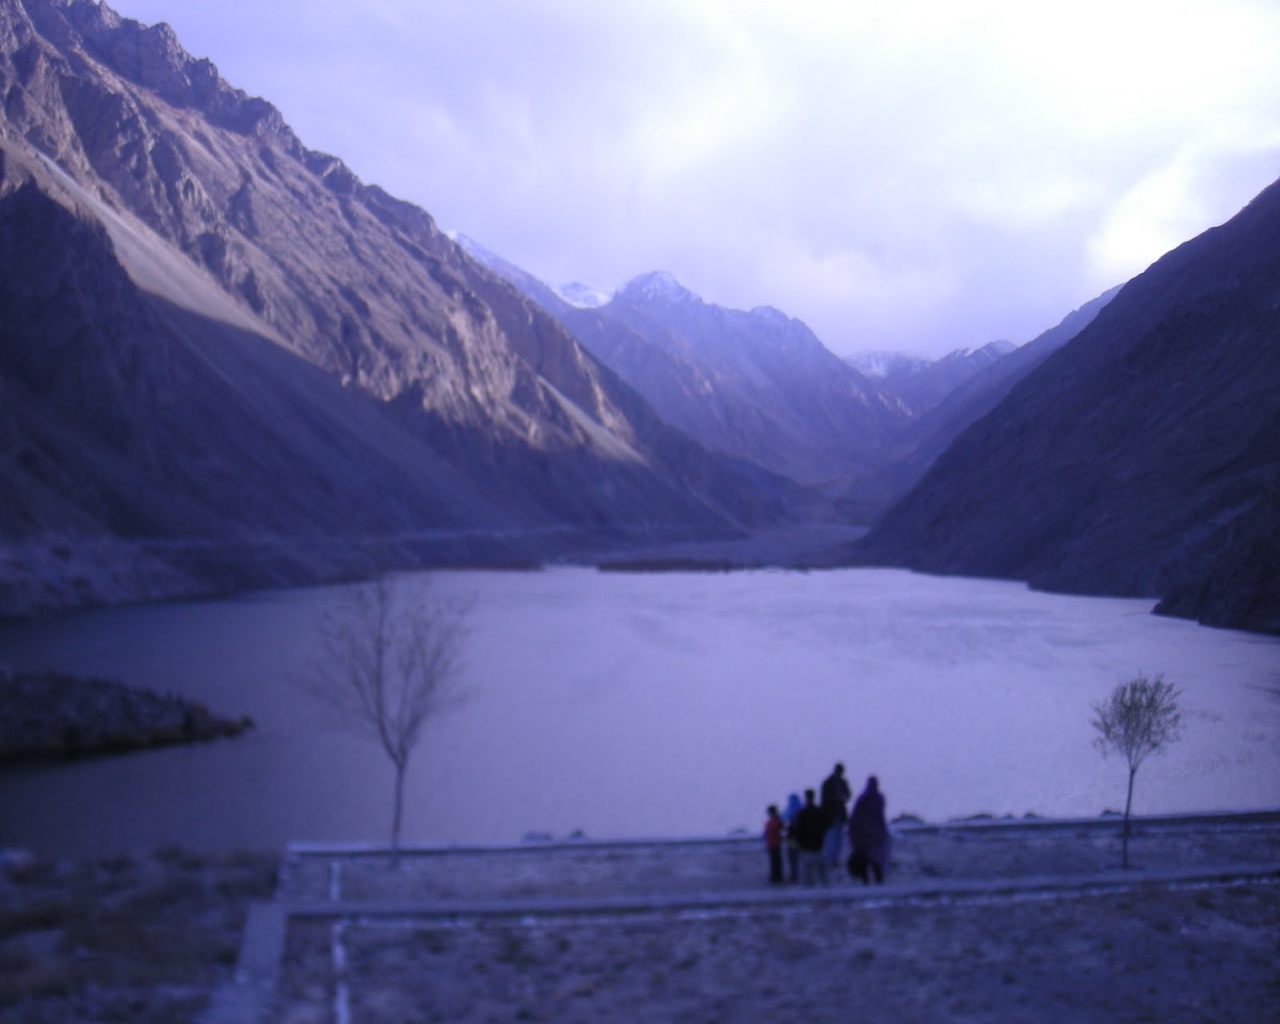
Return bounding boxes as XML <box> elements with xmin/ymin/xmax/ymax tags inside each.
<box><xmin>1</xmin><ymin>567</ymin><xmax>1277</xmax><ymax>856</ymax></box>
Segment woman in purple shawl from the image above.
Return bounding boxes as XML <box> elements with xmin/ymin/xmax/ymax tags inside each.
<box><xmin>847</xmin><ymin>775</ymin><xmax>890</xmax><ymax>884</ymax></box>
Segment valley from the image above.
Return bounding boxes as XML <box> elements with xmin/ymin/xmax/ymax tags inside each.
<box><xmin>0</xmin><ymin>0</ymin><xmax>1276</xmax><ymax>636</ymax></box>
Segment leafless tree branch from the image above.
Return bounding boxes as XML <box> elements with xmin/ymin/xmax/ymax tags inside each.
<box><xmin>299</xmin><ymin>574</ymin><xmax>471</xmax><ymax>857</ymax></box>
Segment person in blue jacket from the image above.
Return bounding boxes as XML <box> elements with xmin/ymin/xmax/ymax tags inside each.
<box><xmin>781</xmin><ymin>792</ymin><xmax>803</xmax><ymax>882</ymax></box>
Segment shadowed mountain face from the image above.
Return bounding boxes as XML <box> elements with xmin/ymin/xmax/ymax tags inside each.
<box><xmin>843</xmin><ymin>287</ymin><xmax>1121</xmax><ymax>520</ymax></box>
<box><xmin>456</xmin><ymin>238</ymin><xmax>913</xmax><ymax>495</ymax></box>
<box><xmin>857</xmin><ymin>177</ymin><xmax>1280</xmax><ymax>635</ymax></box>
<box><xmin>849</xmin><ymin>342</ymin><xmax>1016</xmax><ymax>417</ymax></box>
<box><xmin>457</xmin><ymin>239</ymin><xmax>1125</xmax><ymax>529</ymax></box>
<box><xmin>0</xmin><ymin>0</ymin><xmax>810</xmax><ymax>613</ymax></box>
<box><xmin>584</xmin><ymin>274</ymin><xmax>912</xmax><ymax>489</ymax></box>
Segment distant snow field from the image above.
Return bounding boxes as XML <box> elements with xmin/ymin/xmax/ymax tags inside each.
<box><xmin>0</xmin><ymin>567</ymin><xmax>1276</xmax><ymax>857</ymax></box>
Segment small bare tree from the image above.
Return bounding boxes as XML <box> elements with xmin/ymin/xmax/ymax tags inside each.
<box><xmin>303</xmin><ymin>574</ymin><xmax>470</xmax><ymax>859</ymax></box>
<box><xmin>1091</xmin><ymin>673</ymin><xmax>1182</xmax><ymax>868</ymax></box>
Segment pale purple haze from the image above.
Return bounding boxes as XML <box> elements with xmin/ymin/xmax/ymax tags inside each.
<box><xmin>100</xmin><ymin>0</ymin><xmax>1280</xmax><ymax>358</ymax></box>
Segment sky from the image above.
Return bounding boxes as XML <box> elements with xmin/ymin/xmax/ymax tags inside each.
<box><xmin>102</xmin><ymin>1</ymin><xmax>1280</xmax><ymax>359</ymax></box>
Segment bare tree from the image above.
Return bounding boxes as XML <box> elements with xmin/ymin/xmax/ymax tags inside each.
<box><xmin>1091</xmin><ymin>673</ymin><xmax>1182</xmax><ymax>867</ymax></box>
<box><xmin>302</xmin><ymin>574</ymin><xmax>470</xmax><ymax>858</ymax></box>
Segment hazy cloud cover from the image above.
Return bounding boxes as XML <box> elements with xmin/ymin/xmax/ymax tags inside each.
<box><xmin>105</xmin><ymin>1</ymin><xmax>1280</xmax><ymax>357</ymax></box>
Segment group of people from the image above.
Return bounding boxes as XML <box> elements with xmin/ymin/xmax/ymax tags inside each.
<box><xmin>763</xmin><ymin>763</ymin><xmax>889</xmax><ymax>886</ymax></box>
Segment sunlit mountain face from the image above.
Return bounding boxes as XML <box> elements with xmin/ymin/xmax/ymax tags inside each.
<box><xmin>0</xmin><ymin>0</ymin><xmax>816</xmax><ymax>614</ymax></box>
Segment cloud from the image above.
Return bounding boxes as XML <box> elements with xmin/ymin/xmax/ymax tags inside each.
<box><xmin>1088</xmin><ymin>135</ymin><xmax>1280</xmax><ymax>284</ymax></box>
<box><xmin>104</xmin><ymin>0</ymin><xmax>1280</xmax><ymax>357</ymax></box>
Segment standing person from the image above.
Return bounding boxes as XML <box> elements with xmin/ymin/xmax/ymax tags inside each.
<box><xmin>848</xmin><ymin>775</ymin><xmax>891</xmax><ymax>884</ymax></box>
<box><xmin>792</xmin><ymin>788</ymin><xmax>829</xmax><ymax>885</ymax></box>
<box><xmin>819</xmin><ymin>762</ymin><xmax>852</xmax><ymax>869</ymax></box>
<box><xmin>781</xmin><ymin>792</ymin><xmax>803</xmax><ymax>883</ymax></box>
<box><xmin>763</xmin><ymin>805</ymin><xmax>785</xmax><ymax>884</ymax></box>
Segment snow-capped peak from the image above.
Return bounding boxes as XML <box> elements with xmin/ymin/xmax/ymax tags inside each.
<box><xmin>618</xmin><ymin>271</ymin><xmax>698</xmax><ymax>305</ymax></box>
<box><xmin>846</xmin><ymin>351</ymin><xmax>932</xmax><ymax>379</ymax></box>
<box><xmin>750</xmin><ymin>305</ymin><xmax>793</xmax><ymax>327</ymax></box>
<box><xmin>453</xmin><ymin>233</ymin><xmax>500</xmax><ymax>265</ymax></box>
<box><xmin>553</xmin><ymin>281</ymin><xmax>611</xmax><ymax>309</ymax></box>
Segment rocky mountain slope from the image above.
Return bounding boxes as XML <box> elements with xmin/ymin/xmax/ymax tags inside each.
<box><xmin>586</xmin><ymin>273</ymin><xmax>911</xmax><ymax>488</ymax></box>
<box><xmin>857</xmin><ymin>178</ymin><xmax>1280</xmax><ymax>634</ymax></box>
<box><xmin>849</xmin><ymin>341</ymin><xmax>1016</xmax><ymax>417</ymax></box>
<box><xmin>461</xmin><ymin>236</ymin><xmax>1128</xmax><ymax>526</ymax></box>
<box><xmin>0</xmin><ymin>0</ymin><xmax>808</xmax><ymax>613</ymax></box>
<box><xmin>844</xmin><ymin>287</ymin><xmax>1120</xmax><ymax>519</ymax></box>
<box><xmin>458</xmin><ymin>239</ymin><xmax>912</xmax><ymax>500</ymax></box>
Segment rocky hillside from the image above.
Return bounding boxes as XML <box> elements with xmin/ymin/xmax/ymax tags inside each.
<box><xmin>458</xmin><ymin>239</ymin><xmax>911</xmax><ymax>501</ymax></box>
<box><xmin>844</xmin><ymin>287</ymin><xmax>1120</xmax><ymax>519</ymax></box>
<box><xmin>0</xmin><ymin>0</ymin><xmax>809</xmax><ymax>613</ymax></box>
<box><xmin>857</xmin><ymin>177</ymin><xmax>1280</xmax><ymax>634</ymax></box>
<box><xmin>850</xmin><ymin>341</ymin><xmax>1016</xmax><ymax>417</ymax></box>
<box><xmin>586</xmin><ymin>273</ymin><xmax>911</xmax><ymax>489</ymax></box>
<box><xmin>462</xmin><ymin>235</ymin><xmax>1130</xmax><ymax>526</ymax></box>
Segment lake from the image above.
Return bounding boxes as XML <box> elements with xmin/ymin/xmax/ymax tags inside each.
<box><xmin>1</xmin><ymin>567</ymin><xmax>1277</xmax><ymax>857</ymax></box>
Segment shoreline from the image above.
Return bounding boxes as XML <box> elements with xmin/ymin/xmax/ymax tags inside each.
<box><xmin>0</xmin><ymin>671</ymin><xmax>254</xmax><ymax>764</ymax></box>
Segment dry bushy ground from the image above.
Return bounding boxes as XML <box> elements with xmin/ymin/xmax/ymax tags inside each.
<box><xmin>0</xmin><ymin>848</ymin><xmax>278</xmax><ymax>1024</ymax></box>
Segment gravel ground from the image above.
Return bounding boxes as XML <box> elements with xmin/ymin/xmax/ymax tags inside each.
<box><xmin>2</xmin><ymin>818</ymin><xmax>1273</xmax><ymax>1022</ymax></box>
<box><xmin>277</xmin><ymin>882</ymin><xmax>1278</xmax><ymax>1023</ymax></box>
<box><xmin>272</xmin><ymin>817</ymin><xmax>1280</xmax><ymax>1023</ymax></box>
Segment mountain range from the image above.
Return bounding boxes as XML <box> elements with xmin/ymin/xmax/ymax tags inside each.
<box><xmin>457</xmin><ymin>237</ymin><xmax>912</xmax><ymax>494</ymax></box>
<box><xmin>457</xmin><ymin>238</ymin><xmax>1118</xmax><ymax>523</ymax></box>
<box><xmin>0</xmin><ymin>0</ymin><xmax>809</xmax><ymax>613</ymax></box>
<box><xmin>847</xmin><ymin>341</ymin><xmax>1015</xmax><ymax>415</ymax></box>
<box><xmin>1</xmin><ymin>0</ymin><xmax>1276</xmax><ymax>635</ymax></box>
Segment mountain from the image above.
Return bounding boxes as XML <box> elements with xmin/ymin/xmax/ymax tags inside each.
<box><xmin>845</xmin><ymin>351</ymin><xmax>931</xmax><ymax>381</ymax></box>
<box><xmin>453</xmin><ymin>234</ymin><xmax>573</xmax><ymax>319</ymax></box>
<box><xmin>843</xmin><ymin>287</ymin><xmax>1120</xmax><ymax>519</ymax></box>
<box><xmin>553</xmin><ymin>281</ymin><xmax>610</xmax><ymax>309</ymax></box>
<box><xmin>856</xmin><ymin>178</ymin><xmax>1280</xmax><ymax>634</ymax></box>
<box><xmin>456</xmin><ymin>244</ymin><xmax>912</xmax><ymax>499</ymax></box>
<box><xmin>0</xmin><ymin>0</ymin><xmax>806</xmax><ymax>614</ymax></box>
<box><xmin>458</xmin><ymin>239</ymin><xmax>1123</xmax><ymax>526</ymax></box>
<box><xmin>852</xmin><ymin>341</ymin><xmax>1016</xmax><ymax>417</ymax></box>
<box><xmin>586</xmin><ymin>272</ymin><xmax>913</xmax><ymax>489</ymax></box>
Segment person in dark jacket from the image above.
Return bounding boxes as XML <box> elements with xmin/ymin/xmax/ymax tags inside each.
<box><xmin>819</xmin><ymin>762</ymin><xmax>852</xmax><ymax>868</ymax></box>
<box><xmin>792</xmin><ymin>788</ymin><xmax>829</xmax><ymax>885</ymax></box>
<box><xmin>847</xmin><ymin>775</ymin><xmax>890</xmax><ymax>884</ymax></box>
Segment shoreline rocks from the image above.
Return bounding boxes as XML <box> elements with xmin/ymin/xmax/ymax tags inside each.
<box><xmin>0</xmin><ymin>670</ymin><xmax>253</xmax><ymax>763</ymax></box>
